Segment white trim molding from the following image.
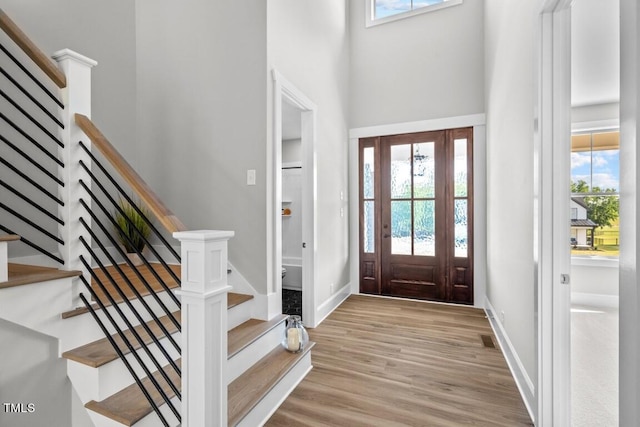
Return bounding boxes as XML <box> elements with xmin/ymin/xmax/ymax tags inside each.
<box><xmin>349</xmin><ymin>113</ymin><xmax>485</xmax><ymax>139</ymax></box>
<box><xmin>314</xmin><ymin>283</ymin><xmax>351</xmax><ymax>328</ymax></box>
<box><xmin>485</xmin><ymin>297</ymin><xmax>536</xmax><ymax>422</ymax></box>
<box><xmin>271</xmin><ymin>69</ymin><xmax>318</xmax><ymax>327</ymax></box>
<box><xmin>571</xmin><ymin>293</ymin><xmax>619</xmax><ymax>309</ymax></box>
<box><xmin>535</xmin><ymin>1</ymin><xmax>573</xmax><ymax>425</ymax></box>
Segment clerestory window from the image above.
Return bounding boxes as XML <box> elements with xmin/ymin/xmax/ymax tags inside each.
<box><xmin>366</xmin><ymin>0</ymin><xmax>463</xmax><ymax>27</ymax></box>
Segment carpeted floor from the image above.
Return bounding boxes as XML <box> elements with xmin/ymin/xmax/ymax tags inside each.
<box><xmin>282</xmin><ymin>289</ymin><xmax>302</xmax><ymax>317</ymax></box>
<box><xmin>572</xmin><ymin>304</ymin><xmax>618</xmax><ymax>427</ymax></box>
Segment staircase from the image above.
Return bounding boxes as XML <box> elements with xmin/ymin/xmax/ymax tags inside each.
<box><xmin>0</xmin><ymin>9</ymin><xmax>314</xmax><ymax>427</ymax></box>
<box><xmin>1</xmin><ymin>253</ymin><xmax>314</xmax><ymax>426</ymax></box>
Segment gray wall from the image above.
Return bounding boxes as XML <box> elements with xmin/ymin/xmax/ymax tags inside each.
<box><xmin>484</xmin><ymin>0</ymin><xmax>537</xmax><ymax>384</ymax></box>
<box><xmin>1</xmin><ymin>0</ymin><xmax>137</xmax><ymax>164</ymax></box>
<box><xmin>268</xmin><ymin>0</ymin><xmax>350</xmax><ymax>303</ymax></box>
<box><xmin>1</xmin><ymin>0</ymin><xmax>137</xmax><ymax>259</ymax></box>
<box><xmin>0</xmin><ymin>319</ymin><xmax>72</xmax><ymax>427</ymax></box>
<box><xmin>135</xmin><ymin>0</ymin><xmax>268</xmax><ymax>291</ymax></box>
<box><xmin>349</xmin><ymin>0</ymin><xmax>485</xmax><ymax>128</ymax></box>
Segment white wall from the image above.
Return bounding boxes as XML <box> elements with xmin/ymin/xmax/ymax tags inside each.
<box><xmin>282</xmin><ymin>139</ymin><xmax>302</xmax><ymax>164</ymax></box>
<box><xmin>484</xmin><ymin>0</ymin><xmax>537</xmax><ymax>386</ymax></box>
<box><xmin>0</xmin><ymin>319</ymin><xmax>72</xmax><ymax>427</ymax></box>
<box><xmin>349</xmin><ymin>0</ymin><xmax>485</xmax><ymax>128</ymax></box>
<box><xmin>267</xmin><ymin>0</ymin><xmax>350</xmax><ymax>305</ymax></box>
<box><xmin>571</xmin><ymin>0</ymin><xmax>620</xmax><ymax>107</ymax></box>
<box><xmin>135</xmin><ymin>0</ymin><xmax>269</xmax><ymax>292</ymax></box>
<box><xmin>282</xmin><ymin>167</ymin><xmax>302</xmax><ymax>261</ymax></box>
<box><xmin>571</xmin><ymin>259</ymin><xmax>619</xmax><ymax>298</ymax></box>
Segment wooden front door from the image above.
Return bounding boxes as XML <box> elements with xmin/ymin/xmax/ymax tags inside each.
<box><xmin>359</xmin><ymin>128</ymin><xmax>474</xmax><ymax>304</ymax></box>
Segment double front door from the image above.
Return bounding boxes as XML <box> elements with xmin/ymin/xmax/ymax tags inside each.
<box><xmin>359</xmin><ymin>128</ymin><xmax>474</xmax><ymax>304</ymax></box>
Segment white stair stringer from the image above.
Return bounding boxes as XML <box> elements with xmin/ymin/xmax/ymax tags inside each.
<box><xmin>0</xmin><ymin>276</ymin><xmax>102</xmax><ymax>353</ymax></box>
<box><xmin>236</xmin><ymin>348</ymin><xmax>313</xmax><ymax>427</ymax></box>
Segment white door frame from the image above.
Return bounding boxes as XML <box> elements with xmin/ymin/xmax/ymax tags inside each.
<box><xmin>271</xmin><ymin>69</ymin><xmax>318</xmax><ymax>327</ymax></box>
<box><xmin>536</xmin><ymin>0</ymin><xmax>572</xmax><ymax>425</ymax></box>
<box><xmin>619</xmin><ymin>0</ymin><xmax>640</xmax><ymax>424</ymax></box>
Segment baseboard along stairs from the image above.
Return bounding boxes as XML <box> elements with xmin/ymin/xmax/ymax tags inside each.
<box><xmin>0</xmin><ymin>249</ymin><xmax>314</xmax><ymax>426</ymax></box>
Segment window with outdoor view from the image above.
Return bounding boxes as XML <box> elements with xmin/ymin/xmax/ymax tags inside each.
<box><xmin>570</xmin><ymin>130</ymin><xmax>619</xmax><ymax>258</ymax></box>
<box><xmin>367</xmin><ymin>0</ymin><xmax>463</xmax><ymax>27</ymax></box>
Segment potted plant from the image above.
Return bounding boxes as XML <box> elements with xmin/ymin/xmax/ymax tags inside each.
<box><xmin>114</xmin><ymin>199</ymin><xmax>152</xmax><ymax>266</ymax></box>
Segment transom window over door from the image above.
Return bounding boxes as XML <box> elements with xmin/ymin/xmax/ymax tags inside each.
<box><xmin>359</xmin><ymin>128</ymin><xmax>474</xmax><ymax>304</ymax></box>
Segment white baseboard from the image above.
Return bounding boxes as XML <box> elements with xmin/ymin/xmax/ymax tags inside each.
<box><xmin>484</xmin><ymin>297</ymin><xmax>536</xmax><ymax>424</ymax></box>
<box><xmin>571</xmin><ymin>292</ymin><xmax>619</xmax><ymax>308</ymax></box>
<box><xmin>314</xmin><ymin>283</ymin><xmax>351</xmax><ymax>327</ymax></box>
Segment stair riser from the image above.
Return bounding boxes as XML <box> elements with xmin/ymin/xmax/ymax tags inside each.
<box><xmin>69</xmin><ymin>332</ymin><xmax>181</xmax><ymax>401</ymax></box>
<box><xmin>228</xmin><ymin>298</ymin><xmax>253</xmax><ymax>330</ymax></box>
<box><xmin>64</xmin><ymin>289</ymin><xmax>180</xmax><ymax>348</ymax></box>
<box><xmin>0</xmin><ymin>241</ymin><xmax>8</xmax><ymax>282</ymax></box>
<box><xmin>227</xmin><ymin>322</ymin><xmax>285</xmax><ymax>384</ymax></box>
<box><xmin>236</xmin><ymin>351</ymin><xmax>313</xmax><ymax>427</ymax></box>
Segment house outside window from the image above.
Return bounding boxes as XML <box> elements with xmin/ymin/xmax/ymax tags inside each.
<box><xmin>366</xmin><ymin>0</ymin><xmax>463</xmax><ymax>27</ymax></box>
<box><xmin>571</xmin><ymin>129</ymin><xmax>619</xmax><ymax>258</ymax></box>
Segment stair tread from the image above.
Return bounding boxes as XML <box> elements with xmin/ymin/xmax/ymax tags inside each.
<box><xmin>62</xmin><ymin>311</ymin><xmax>181</xmax><ymax>367</ymax></box>
<box><xmin>63</xmin><ymin>293</ymin><xmax>255</xmax><ymax>366</ymax></box>
<box><xmin>228</xmin><ymin>314</ymin><xmax>288</xmax><ymax>358</ymax></box>
<box><xmin>228</xmin><ymin>292</ymin><xmax>254</xmax><ymax>309</ymax></box>
<box><xmin>228</xmin><ymin>341</ymin><xmax>315</xmax><ymax>426</ymax></box>
<box><xmin>91</xmin><ymin>263</ymin><xmax>181</xmax><ymax>306</ymax></box>
<box><xmin>1</xmin><ymin>263</ymin><xmax>81</xmax><ymax>289</ymax></box>
<box><xmin>61</xmin><ymin>260</ymin><xmax>253</xmax><ymax>319</ymax></box>
<box><xmin>0</xmin><ymin>234</ymin><xmax>20</xmax><ymax>242</ymax></box>
<box><xmin>85</xmin><ymin>342</ymin><xmax>315</xmax><ymax>426</ymax></box>
<box><xmin>61</xmin><ymin>263</ymin><xmax>181</xmax><ymax>318</ymax></box>
<box><xmin>85</xmin><ymin>359</ymin><xmax>181</xmax><ymax>426</ymax></box>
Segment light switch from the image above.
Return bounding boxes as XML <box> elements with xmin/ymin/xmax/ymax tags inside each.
<box><xmin>247</xmin><ymin>169</ymin><xmax>256</xmax><ymax>186</ymax></box>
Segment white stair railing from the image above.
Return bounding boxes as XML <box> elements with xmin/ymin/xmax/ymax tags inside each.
<box><xmin>54</xmin><ymin>49</ymin><xmax>96</xmax><ymax>304</ymax></box>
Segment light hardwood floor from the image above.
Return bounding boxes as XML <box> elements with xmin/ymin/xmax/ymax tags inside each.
<box><xmin>266</xmin><ymin>295</ymin><xmax>533</xmax><ymax>427</ymax></box>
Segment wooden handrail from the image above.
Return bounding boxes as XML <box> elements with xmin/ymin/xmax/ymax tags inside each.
<box><xmin>0</xmin><ymin>8</ymin><xmax>66</xmax><ymax>88</ymax></box>
<box><xmin>75</xmin><ymin>114</ymin><xmax>187</xmax><ymax>234</ymax></box>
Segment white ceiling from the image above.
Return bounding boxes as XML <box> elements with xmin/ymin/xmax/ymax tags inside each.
<box><xmin>572</xmin><ymin>0</ymin><xmax>620</xmax><ymax>107</ymax></box>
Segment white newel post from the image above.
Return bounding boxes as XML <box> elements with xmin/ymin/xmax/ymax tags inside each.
<box><xmin>174</xmin><ymin>230</ymin><xmax>234</xmax><ymax>427</ymax></box>
<box><xmin>53</xmin><ymin>49</ymin><xmax>97</xmax><ymax>304</ymax></box>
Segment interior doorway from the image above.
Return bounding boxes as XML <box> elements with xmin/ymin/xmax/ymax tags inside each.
<box><xmin>281</xmin><ymin>100</ymin><xmax>304</xmax><ymax>318</ymax></box>
<box><xmin>272</xmin><ymin>70</ymin><xmax>317</xmax><ymax>327</ymax></box>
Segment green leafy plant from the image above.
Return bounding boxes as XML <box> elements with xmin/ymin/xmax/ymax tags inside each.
<box><xmin>114</xmin><ymin>199</ymin><xmax>152</xmax><ymax>253</ymax></box>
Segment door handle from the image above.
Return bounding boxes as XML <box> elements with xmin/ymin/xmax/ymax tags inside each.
<box><xmin>383</xmin><ymin>233</ymin><xmax>390</xmax><ymax>238</ymax></box>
